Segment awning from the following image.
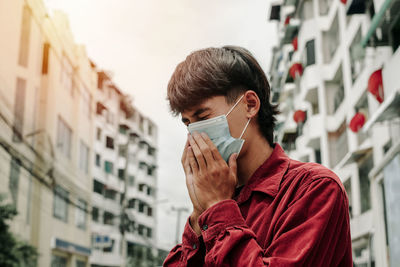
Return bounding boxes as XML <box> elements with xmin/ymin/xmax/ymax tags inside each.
<box><xmin>363</xmin><ymin>90</ymin><xmax>400</xmax><ymax>132</ymax></box>
<box><xmin>53</xmin><ymin>238</ymin><xmax>91</xmax><ymax>256</ymax></box>
<box><xmin>349</xmin><ymin>112</ymin><xmax>366</xmax><ymax>133</ymax></box>
<box><xmin>289</xmin><ymin>63</ymin><xmax>303</xmax><ymax>79</ymax></box>
<box><xmin>293</xmin><ymin>110</ymin><xmax>306</xmax><ymax>123</ymax></box>
<box><xmin>269</xmin><ymin>5</ymin><xmax>281</xmax><ymax>20</ymax></box>
<box><xmin>368</xmin><ymin>69</ymin><xmax>384</xmax><ymax>103</ymax></box>
<box><xmin>361</xmin><ymin>0</ymin><xmax>393</xmax><ymax>47</ymax></box>
<box><xmin>346</xmin><ymin>0</ymin><xmax>366</xmax><ymax>15</ymax></box>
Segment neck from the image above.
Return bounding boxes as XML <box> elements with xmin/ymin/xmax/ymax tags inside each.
<box><xmin>236</xmin><ymin>134</ymin><xmax>274</xmax><ymax>186</ymax></box>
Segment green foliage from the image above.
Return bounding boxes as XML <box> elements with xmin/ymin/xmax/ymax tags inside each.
<box><xmin>0</xmin><ymin>194</ymin><xmax>38</xmax><ymax>267</ymax></box>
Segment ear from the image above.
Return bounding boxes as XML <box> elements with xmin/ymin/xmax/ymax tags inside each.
<box><xmin>243</xmin><ymin>90</ymin><xmax>260</xmax><ymax>119</ymax></box>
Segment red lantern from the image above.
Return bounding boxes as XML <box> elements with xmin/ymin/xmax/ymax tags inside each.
<box><xmin>340</xmin><ymin>0</ymin><xmax>347</xmax><ymax>4</ymax></box>
<box><xmin>349</xmin><ymin>112</ymin><xmax>366</xmax><ymax>133</ymax></box>
<box><xmin>368</xmin><ymin>69</ymin><xmax>384</xmax><ymax>103</ymax></box>
<box><xmin>292</xmin><ymin>36</ymin><xmax>298</xmax><ymax>51</ymax></box>
<box><xmin>289</xmin><ymin>63</ymin><xmax>303</xmax><ymax>80</ymax></box>
<box><xmin>284</xmin><ymin>16</ymin><xmax>291</xmax><ymax>26</ymax></box>
<box><xmin>293</xmin><ymin>110</ymin><xmax>306</xmax><ymax>124</ymax></box>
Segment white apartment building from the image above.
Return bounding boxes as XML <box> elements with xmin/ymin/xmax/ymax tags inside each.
<box><xmin>268</xmin><ymin>0</ymin><xmax>400</xmax><ymax>266</ymax></box>
<box><xmin>90</xmin><ymin>71</ymin><xmax>158</xmax><ymax>267</ymax></box>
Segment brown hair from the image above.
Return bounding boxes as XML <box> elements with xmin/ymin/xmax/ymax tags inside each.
<box><xmin>167</xmin><ymin>46</ymin><xmax>279</xmax><ymax>146</ymax></box>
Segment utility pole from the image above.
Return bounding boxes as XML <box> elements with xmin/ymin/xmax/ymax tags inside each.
<box><xmin>171</xmin><ymin>206</ymin><xmax>189</xmax><ymax>245</ymax></box>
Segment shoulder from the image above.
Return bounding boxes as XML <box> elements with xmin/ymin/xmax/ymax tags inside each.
<box><xmin>283</xmin><ymin>159</ymin><xmax>346</xmax><ymax>198</ymax></box>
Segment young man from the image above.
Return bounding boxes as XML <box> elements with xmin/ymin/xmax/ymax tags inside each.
<box><xmin>164</xmin><ymin>46</ymin><xmax>352</xmax><ymax>266</ymax></box>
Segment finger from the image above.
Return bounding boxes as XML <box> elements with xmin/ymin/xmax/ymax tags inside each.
<box><xmin>192</xmin><ymin>132</ymin><xmax>215</xmax><ymax>166</ymax></box>
<box><xmin>181</xmin><ymin>138</ymin><xmax>190</xmax><ymax>175</ymax></box>
<box><xmin>200</xmin><ymin>132</ymin><xmax>225</xmax><ymax>163</ymax></box>
<box><xmin>228</xmin><ymin>153</ymin><xmax>238</xmax><ymax>174</ymax></box>
<box><xmin>187</xmin><ymin>146</ymin><xmax>199</xmax><ymax>174</ymax></box>
<box><xmin>188</xmin><ymin>134</ymin><xmax>207</xmax><ymax>171</ymax></box>
<box><xmin>183</xmin><ymin>150</ymin><xmax>192</xmax><ymax>176</ymax></box>
<box><xmin>181</xmin><ymin>137</ymin><xmax>190</xmax><ymax>164</ymax></box>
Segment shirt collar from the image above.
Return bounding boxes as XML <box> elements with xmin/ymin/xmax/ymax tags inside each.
<box><xmin>235</xmin><ymin>143</ymin><xmax>290</xmax><ymax>204</ymax></box>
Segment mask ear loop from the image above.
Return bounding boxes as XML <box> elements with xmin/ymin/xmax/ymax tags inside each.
<box><xmin>226</xmin><ymin>94</ymin><xmax>245</xmax><ymax>117</ymax></box>
<box><xmin>239</xmin><ymin>118</ymin><xmax>251</xmax><ymax>139</ymax></box>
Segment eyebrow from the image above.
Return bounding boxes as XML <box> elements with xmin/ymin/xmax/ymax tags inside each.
<box><xmin>181</xmin><ymin>107</ymin><xmax>211</xmax><ymax>123</ymax></box>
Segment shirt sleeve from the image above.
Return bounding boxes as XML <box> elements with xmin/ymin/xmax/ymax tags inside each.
<box><xmin>197</xmin><ymin>177</ymin><xmax>352</xmax><ymax>267</ymax></box>
<box><xmin>163</xmin><ymin>217</ymin><xmax>205</xmax><ymax>267</ymax></box>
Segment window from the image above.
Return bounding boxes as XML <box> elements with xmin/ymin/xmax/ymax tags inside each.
<box><xmin>56</xmin><ymin>117</ymin><xmax>72</xmax><ymax>158</ymax></box>
<box><xmin>305</xmin><ymin>39</ymin><xmax>315</xmax><ymax>66</ymax></box>
<box><xmin>92</xmin><ymin>207</ymin><xmax>99</xmax><ymax>222</ymax></box>
<box><xmin>147</xmin><ymin>187</ymin><xmax>152</xmax><ymax>196</ymax></box>
<box><xmin>359</xmin><ymin>155</ymin><xmax>373</xmax><ymax>213</ymax></box>
<box><xmin>80</xmin><ymin>86</ymin><xmax>91</xmax><ymax>118</ymax></box>
<box><xmin>42</xmin><ymin>43</ymin><xmax>50</xmax><ymax>74</ymax></box>
<box><xmin>118</xmin><ymin>169</ymin><xmax>125</xmax><ymax>180</ymax></box>
<box><xmin>75</xmin><ymin>199</ymin><xmax>87</xmax><ymax>230</ymax></box>
<box><xmin>139</xmin><ymin>161</ymin><xmax>147</xmax><ymax>170</ymax></box>
<box><xmin>53</xmin><ymin>186</ymin><xmax>69</xmax><ymax>222</ymax></box>
<box><xmin>18</xmin><ymin>5</ymin><xmax>31</xmax><ymax>67</ymax></box>
<box><xmin>118</xmin><ymin>145</ymin><xmax>126</xmax><ymax>157</ymax></box>
<box><xmin>96</xmin><ymin>127</ymin><xmax>101</xmax><ymax>140</ymax></box>
<box><xmin>314</xmin><ymin>149</ymin><xmax>321</xmax><ymax>164</ymax></box>
<box><xmin>119</xmin><ymin>125</ymin><xmax>128</xmax><ymax>135</ymax></box>
<box><xmin>104</xmin><ymin>161</ymin><xmax>114</xmax><ymax>174</ymax></box>
<box><xmin>103</xmin><ymin>239</ymin><xmax>114</xmax><ymax>253</ymax></box>
<box><xmin>128</xmin><ymin>199</ymin><xmax>136</xmax><ymax>209</ymax></box>
<box><xmin>148</xmin><ymin>147</ymin><xmax>155</xmax><ymax>156</ymax></box>
<box><xmin>95</xmin><ymin>153</ymin><xmax>101</xmax><ymax>167</ymax></box>
<box><xmin>103</xmin><ymin>211</ymin><xmax>114</xmax><ymax>225</ymax></box>
<box><xmin>147</xmin><ymin>166</ymin><xmax>154</xmax><ymax>176</ymax></box>
<box><xmin>106</xmin><ymin>136</ymin><xmax>114</xmax><ymax>149</ymax></box>
<box><xmin>9</xmin><ymin>157</ymin><xmax>20</xmax><ymax>206</ymax></box>
<box><xmin>138</xmin><ymin>201</ymin><xmax>145</xmax><ymax>213</ymax></box>
<box><xmin>128</xmin><ymin>175</ymin><xmax>135</xmax><ymax>186</ymax></box>
<box><xmin>13</xmin><ymin>78</ymin><xmax>26</xmax><ymax>142</ymax></box>
<box><xmin>147</xmin><ymin>207</ymin><xmax>153</xmax><ymax>217</ymax></box>
<box><xmin>147</xmin><ymin>227</ymin><xmax>152</xmax><ymax>238</ymax></box>
<box><xmin>139</xmin><ymin>115</ymin><xmax>144</xmax><ymax>132</ymax></box>
<box><xmin>139</xmin><ymin>184</ymin><xmax>145</xmax><ymax>192</ymax></box>
<box><xmin>138</xmin><ymin>224</ymin><xmax>145</xmax><ymax>236</ymax></box>
<box><xmin>75</xmin><ymin>260</ymin><xmax>86</xmax><ymax>267</ymax></box>
<box><xmin>148</xmin><ymin>124</ymin><xmax>153</xmax><ymax>136</ymax></box>
<box><xmin>104</xmin><ymin>189</ymin><xmax>117</xmax><ymax>200</ymax></box>
<box><xmin>79</xmin><ymin>141</ymin><xmax>89</xmax><ymax>174</ymax></box>
<box><xmin>349</xmin><ymin>28</ymin><xmax>365</xmax><ymax>83</ymax></box>
<box><xmin>51</xmin><ymin>254</ymin><xmax>67</xmax><ymax>267</ymax></box>
<box><xmin>60</xmin><ymin>55</ymin><xmax>73</xmax><ymax>94</ymax></box>
<box><xmin>93</xmin><ymin>180</ymin><xmax>104</xmax><ymax>195</ymax></box>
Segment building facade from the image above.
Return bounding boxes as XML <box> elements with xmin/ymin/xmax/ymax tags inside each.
<box><xmin>268</xmin><ymin>0</ymin><xmax>400</xmax><ymax>266</ymax></box>
<box><xmin>90</xmin><ymin>71</ymin><xmax>158</xmax><ymax>267</ymax></box>
<box><xmin>0</xmin><ymin>0</ymin><xmax>159</xmax><ymax>266</ymax></box>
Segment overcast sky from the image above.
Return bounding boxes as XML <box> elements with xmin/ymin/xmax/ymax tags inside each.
<box><xmin>44</xmin><ymin>0</ymin><xmax>277</xmax><ymax>249</ymax></box>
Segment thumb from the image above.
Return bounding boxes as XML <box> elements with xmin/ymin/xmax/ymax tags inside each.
<box><xmin>228</xmin><ymin>153</ymin><xmax>238</xmax><ymax>174</ymax></box>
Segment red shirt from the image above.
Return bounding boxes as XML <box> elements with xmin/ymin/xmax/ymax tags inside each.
<box><xmin>164</xmin><ymin>143</ymin><xmax>353</xmax><ymax>266</ymax></box>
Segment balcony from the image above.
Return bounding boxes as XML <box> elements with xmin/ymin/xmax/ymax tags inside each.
<box><xmin>303</xmin><ymin>113</ymin><xmax>323</xmax><ymax>149</ymax></box>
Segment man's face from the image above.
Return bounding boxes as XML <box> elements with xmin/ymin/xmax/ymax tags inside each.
<box><xmin>181</xmin><ymin>95</ymin><xmax>248</xmax><ymax>139</ymax></box>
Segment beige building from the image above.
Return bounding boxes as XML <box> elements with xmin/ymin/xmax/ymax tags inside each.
<box><xmin>0</xmin><ymin>0</ymin><xmax>95</xmax><ymax>266</ymax></box>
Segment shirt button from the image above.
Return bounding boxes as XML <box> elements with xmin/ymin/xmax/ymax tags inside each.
<box><xmin>192</xmin><ymin>243</ymin><xmax>197</xmax><ymax>249</ymax></box>
<box><xmin>202</xmin><ymin>225</ymin><xmax>208</xmax><ymax>231</ymax></box>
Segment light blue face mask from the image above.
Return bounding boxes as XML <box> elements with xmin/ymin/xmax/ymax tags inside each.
<box><xmin>188</xmin><ymin>95</ymin><xmax>251</xmax><ymax>162</ymax></box>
